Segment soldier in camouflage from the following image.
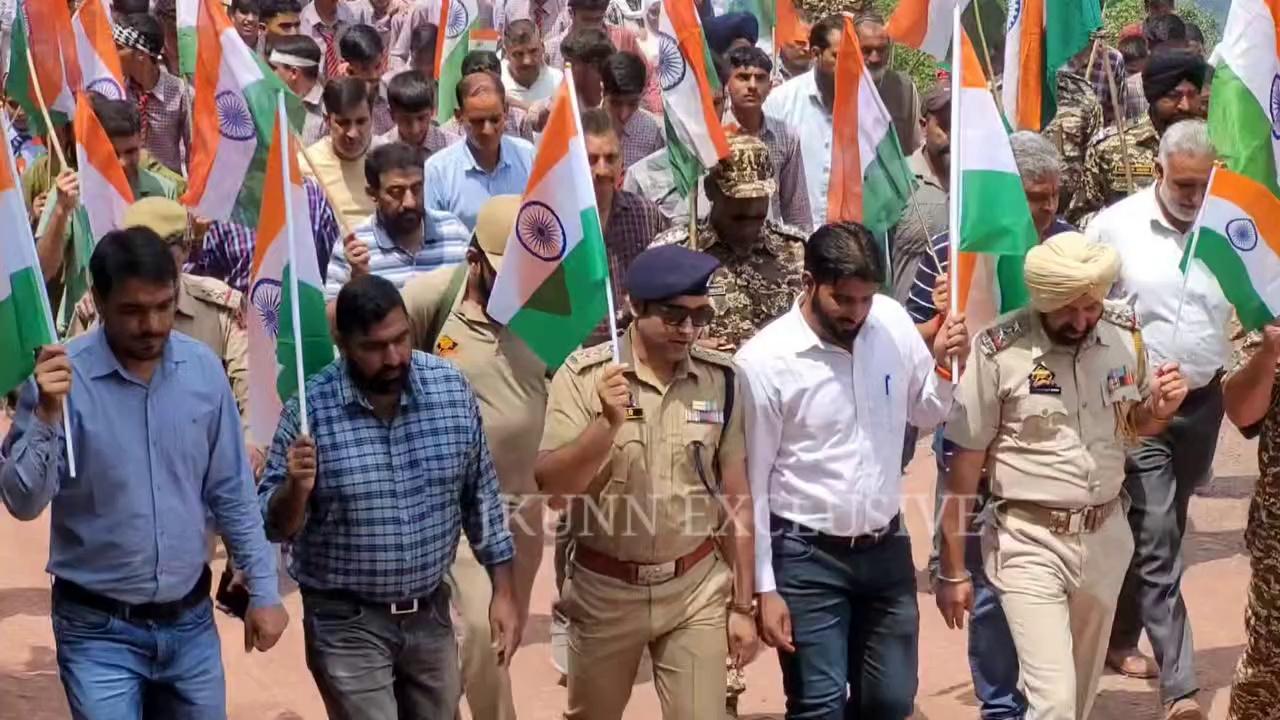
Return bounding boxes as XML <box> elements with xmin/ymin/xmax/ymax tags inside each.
<box><xmin>1072</xmin><ymin>47</ymin><xmax>1207</xmax><ymax>225</ymax></box>
<box><xmin>653</xmin><ymin>134</ymin><xmax>807</xmax><ymax>354</ymax></box>
<box><xmin>1045</xmin><ymin>68</ymin><xmax>1103</xmax><ymax>219</ymax></box>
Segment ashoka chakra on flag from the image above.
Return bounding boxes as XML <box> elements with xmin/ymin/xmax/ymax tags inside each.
<box><xmin>251</xmin><ymin>278</ymin><xmax>283</xmax><ymax>338</ymax></box>
<box><xmin>447</xmin><ymin>3</ymin><xmax>470</xmax><ymax>38</ymax></box>
<box><xmin>657</xmin><ymin>32</ymin><xmax>686</xmax><ymax>92</ymax></box>
<box><xmin>216</xmin><ymin>91</ymin><xmax>257</xmax><ymax>142</ymax></box>
<box><xmin>516</xmin><ymin>201</ymin><xmax>567</xmax><ymax>261</ymax></box>
<box><xmin>87</xmin><ymin>78</ymin><xmax>124</xmax><ymax>100</ymax></box>
<box><xmin>1227</xmin><ymin>217</ymin><xmax>1260</xmax><ymax>252</ymax></box>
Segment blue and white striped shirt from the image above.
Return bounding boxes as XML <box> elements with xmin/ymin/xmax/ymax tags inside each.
<box><xmin>323</xmin><ymin>210</ymin><xmax>471</xmax><ymax>300</ymax></box>
<box><xmin>257</xmin><ymin>352</ymin><xmax>515</xmax><ymax>602</ymax></box>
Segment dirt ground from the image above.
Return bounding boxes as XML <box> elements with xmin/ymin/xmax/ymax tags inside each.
<box><xmin>0</xmin><ymin>416</ymin><xmax>1260</xmax><ymax>720</ymax></box>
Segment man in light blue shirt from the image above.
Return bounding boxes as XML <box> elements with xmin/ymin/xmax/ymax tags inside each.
<box><xmin>425</xmin><ymin>72</ymin><xmax>535</xmax><ymax>231</ymax></box>
<box><xmin>326</xmin><ymin>141</ymin><xmax>471</xmax><ymax>299</ymax></box>
<box><xmin>763</xmin><ymin>15</ymin><xmax>842</xmax><ymax>230</ymax></box>
<box><xmin>1</xmin><ymin>227</ymin><xmax>288</xmax><ymax>719</ymax></box>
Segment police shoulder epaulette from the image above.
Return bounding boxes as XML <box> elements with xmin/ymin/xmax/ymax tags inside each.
<box><xmin>563</xmin><ymin>343</ymin><xmax>615</xmax><ymax>373</ymax></box>
<box><xmin>185</xmin><ymin>275</ymin><xmax>243</xmax><ymax>312</ymax></box>
<box><xmin>690</xmin><ymin>344</ymin><xmax>734</xmax><ymax>367</ymax></box>
<box><xmin>978</xmin><ymin>313</ymin><xmax>1028</xmax><ymax>357</ymax></box>
<box><xmin>1100</xmin><ymin>301</ymin><xmax>1139</xmax><ymax>330</ymax></box>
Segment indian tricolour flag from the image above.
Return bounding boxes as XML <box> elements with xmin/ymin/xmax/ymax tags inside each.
<box><xmin>183</xmin><ymin>0</ymin><xmax>296</xmax><ymax>225</ymax></box>
<box><xmin>826</xmin><ymin>16</ymin><xmax>914</xmax><ymax>235</ymax></box>
<box><xmin>953</xmin><ymin>17</ymin><xmax>1037</xmax><ymax>328</ymax></box>
<box><xmin>5</xmin><ymin>1</ymin><xmax>78</xmax><ymax>135</ymax></box>
<box><xmin>73</xmin><ymin>0</ymin><xmax>126</xmax><ymax>101</ymax></box>
<box><xmin>487</xmin><ymin>76</ymin><xmax>609</xmax><ymax>368</ymax></box>
<box><xmin>1001</xmin><ymin>0</ymin><xmax>1099</xmax><ymax>131</ymax></box>
<box><xmin>74</xmin><ymin>92</ymin><xmax>133</xmax><ymax>242</ymax></box>
<box><xmin>177</xmin><ymin>0</ymin><xmax>199</xmax><ymax>77</ymax></box>
<box><xmin>887</xmin><ymin>0</ymin><xmax>971</xmax><ymax>61</ymax></box>
<box><xmin>435</xmin><ymin>0</ymin><xmax>479</xmax><ymax>123</ymax></box>
<box><xmin>658</xmin><ymin>0</ymin><xmax>730</xmax><ymax>198</ymax></box>
<box><xmin>1208</xmin><ymin>0</ymin><xmax>1280</xmax><ymax>198</ymax></box>
<box><xmin>0</xmin><ymin>112</ymin><xmax>55</xmax><ymax>396</ymax></box>
<box><xmin>1184</xmin><ymin>167</ymin><xmax>1280</xmax><ymax>332</ymax></box>
<box><xmin>246</xmin><ymin>98</ymin><xmax>334</xmax><ymax>445</ymax></box>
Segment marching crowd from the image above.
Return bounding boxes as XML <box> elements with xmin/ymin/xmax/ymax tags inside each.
<box><xmin>0</xmin><ymin>0</ymin><xmax>1277</xmax><ymax>720</ymax></box>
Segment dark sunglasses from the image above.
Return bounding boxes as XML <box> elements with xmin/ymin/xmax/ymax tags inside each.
<box><xmin>651</xmin><ymin>303</ymin><xmax>715</xmax><ymax>328</ymax></box>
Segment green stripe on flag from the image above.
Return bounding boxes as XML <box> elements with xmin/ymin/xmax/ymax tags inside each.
<box><xmin>664</xmin><ymin>112</ymin><xmax>704</xmax><ymax>199</ymax></box>
<box><xmin>1041</xmin><ymin>0</ymin><xmax>1100</xmax><ymax>130</ymax></box>
<box><xmin>228</xmin><ymin>66</ymin><xmax>304</xmax><ymax>228</ymax></box>
<box><xmin>861</xmin><ymin>132</ymin><xmax>914</xmax><ymax>237</ymax></box>
<box><xmin>959</xmin><ymin>170</ymin><xmax>1039</xmax><ymax>254</ymax></box>
<box><xmin>5</xmin><ymin>9</ymin><xmax>65</xmax><ymax>137</ymax></box>
<box><xmin>1209</xmin><ymin>64</ymin><xmax>1280</xmax><ymax>199</ymax></box>
<box><xmin>178</xmin><ymin>27</ymin><xmax>198</xmax><ymax>77</ymax></box>
<box><xmin>1186</xmin><ymin>228</ymin><xmax>1277</xmax><ymax>332</ymax></box>
<box><xmin>275</xmin><ymin>265</ymin><xmax>336</xmax><ymax>401</ymax></box>
<box><xmin>507</xmin><ymin>209</ymin><xmax>609</xmax><ymax>368</ymax></box>
<box><xmin>0</xmin><ymin>266</ymin><xmax>54</xmax><ymax>395</ymax></box>
<box><xmin>437</xmin><ymin>37</ymin><xmax>471</xmax><ymax>124</ymax></box>
<box><xmin>995</xmin><ymin>253</ymin><xmax>1030</xmax><ymax>313</ymax></box>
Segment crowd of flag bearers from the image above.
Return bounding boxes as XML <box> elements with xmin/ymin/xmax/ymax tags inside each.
<box><xmin>5</xmin><ymin>0</ymin><xmax>1280</xmax><ymax>719</ymax></box>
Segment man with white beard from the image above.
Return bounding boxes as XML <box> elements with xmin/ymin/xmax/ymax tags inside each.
<box><xmin>1085</xmin><ymin>118</ymin><xmax>1228</xmax><ymax>720</ymax></box>
<box><xmin>854</xmin><ymin>13</ymin><xmax>920</xmax><ymax>156</ymax></box>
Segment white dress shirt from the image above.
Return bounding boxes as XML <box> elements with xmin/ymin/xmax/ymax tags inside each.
<box><xmin>502</xmin><ymin>62</ymin><xmax>563</xmax><ymax>105</ymax></box>
<box><xmin>762</xmin><ymin>70</ymin><xmax>833</xmax><ymax>230</ymax></box>
<box><xmin>736</xmin><ymin>298</ymin><xmax>954</xmax><ymax>593</ymax></box>
<box><xmin>1086</xmin><ymin>185</ymin><xmax>1232</xmax><ymax>390</ymax></box>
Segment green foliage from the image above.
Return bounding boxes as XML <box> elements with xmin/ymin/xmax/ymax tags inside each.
<box><xmin>1100</xmin><ymin>0</ymin><xmax>1219</xmax><ymax>46</ymax></box>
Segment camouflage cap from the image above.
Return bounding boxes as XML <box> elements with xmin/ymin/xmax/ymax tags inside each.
<box><xmin>709</xmin><ymin>134</ymin><xmax>776</xmax><ymax>199</ymax></box>
<box><xmin>123</xmin><ymin>197</ymin><xmax>188</xmax><ymax>243</ymax></box>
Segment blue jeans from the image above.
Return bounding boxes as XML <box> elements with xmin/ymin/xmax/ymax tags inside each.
<box><xmin>52</xmin><ymin>593</ymin><xmax>226</xmax><ymax>720</ymax></box>
<box><xmin>932</xmin><ymin>431</ymin><xmax>1026</xmax><ymax>719</ymax></box>
<box><xmin>772</xmin><ymin>519</ymin><xmax>919</xmax><ymax>720</ymax></box>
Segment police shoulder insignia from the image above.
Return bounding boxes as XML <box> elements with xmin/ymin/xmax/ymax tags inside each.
<box><xmin>691</xmin><ymin>344</ymin><xmax>734</xmax><ymax>367</ymax></box>
<box><xmin>435</xmin><ymin>335</ymin><xmax>459</xmax><ymax>358</ymax></box>
<box><xmin>564</xmin><ymin>343</ymin><xmax>614</xmax><ymax>373</ymax></box>
<box><xmin>978</xmin><ymin>315</ymin><xmax>1026</xmax><ymax>357</ymax></box>
<box><xmin>1028</xmin><ymin>362</ymin><xmax>1062</xmax><ymax>394</ymax></box>
<box><xmin>1100</xmin><ymin>302</ymin><xmax>1138</xmax><ymax>330</ymax></box>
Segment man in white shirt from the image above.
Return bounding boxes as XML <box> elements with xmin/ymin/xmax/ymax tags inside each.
<box><xmin>762</xmin><ymin>15</ymin><xmax>842</xmax><ymax>230</ymax></box>
<box><xmin>736</xmin><ymin>222</ymin><xmax>969</xmax><ymax>719</ymax></box>
<box><xmin>1086</xmin><ymin>118</ymin><xmax>1226</xmax><ymax>720</ymax></box>
<box><xmin>501</xmin><ymin>19</ymin><xmax>563</xmax><ymax>105</ymax></box>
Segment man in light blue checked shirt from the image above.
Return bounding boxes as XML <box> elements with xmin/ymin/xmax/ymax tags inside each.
<box><xmin>324</xmin><ymin>141</ymin><xmax>471</xmax><ymax>300</ymax></box>
<box><xmin>259</xmin><ymin>274</ymin><xmax>518</xmax><ymax>719</ymax></box>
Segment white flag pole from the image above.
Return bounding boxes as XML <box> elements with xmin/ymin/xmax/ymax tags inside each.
<box><xmin>1170</xmin><ymin>163</ymin><xmax>1219</xmax><ymax>351</ymax></box>
<box><xmin>564</xmin><ymin>62</ymin><xmax>622</xmax><ymax>363</ymax></box>
<box><xmin>0</xmin><ymin>110</ymin><xmax>76</xmax><ymax>477</ymax></box>
<box><xmin>947</xmin><ymin>5</ymin><xmax>963</xmax><ymax>378</ymax></box>
<box><xmin>277</xmin><ymin>94</ymin><xmax>310</xmax><ymax>436</ymax></box>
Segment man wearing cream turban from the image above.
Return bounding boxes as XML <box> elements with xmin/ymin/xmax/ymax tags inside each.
<box><xmin>934</xmin><ymin>231</ymin><xmax>1188</xmax><ymax>720</ymax></box>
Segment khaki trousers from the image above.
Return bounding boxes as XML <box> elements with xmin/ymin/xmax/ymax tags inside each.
<box><xmin>561</xmin><ymin>551</ymin><xmax>731</xmax><ymax>720</ymax></box>
<box><xmin>984</xmin><ymin>502</ymin><xmax>1134</xmax><ymax>720</ymax></box>
<box><xmin>447</xmin><ymin>496</ymin><xmax>545</xmax><ymax>720</ymax></box>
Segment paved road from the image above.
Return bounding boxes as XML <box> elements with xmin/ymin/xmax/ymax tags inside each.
<box><xmin>0</xmin><ymin>415</ymin><xmax>1258</xmax><ymax>719</ymax></box>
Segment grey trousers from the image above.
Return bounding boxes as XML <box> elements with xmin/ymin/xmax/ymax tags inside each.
<box><xmin>302</xmin><ymin>585</ymin><xmax>461</xmax><ymax>720</ymax></box>
<box><xmin>1110</xmin><ymin>378</ymin><xmax>1224</xmax><ymax>703</ymax></box>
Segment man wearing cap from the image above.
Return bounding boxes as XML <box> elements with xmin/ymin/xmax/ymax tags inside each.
<box><xmin>116</xmin><ymin>13</ymin><xmax>190</xmax><ymax>175</ymax></box>
<box><xmin>402</xmin><ymin>195</ymin><xmax>547</xmax><ymax>720</ymax></box>
<box><xmin>937</xmin><ymin>232</ymin><xmax>1189</xmax><ymax>720</ymax></box>
<box><xmin>1088</xmin><ymin>119</ymin><xmax>1226</xmax><ymax>720</ymax></box>
<box><xmin>268</xmin><ymin>34</ymin><xmax>329</xmax><ymax>146</ymax></box>
<box><xmin>1073</xmin><ymin>47</ymin><xmax>1207</xmax><ymax>224</ymax></box>
<box><xmin>653</xmin><ymin>134</ymin><xmax>806</xmax><ymax>353</ymax></box>
<box><xmin>536</xmin><ymin>244</ymin><xmax>759</xmax><ymax>720</ymax></box>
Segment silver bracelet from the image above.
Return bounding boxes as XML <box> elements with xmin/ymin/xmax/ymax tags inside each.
<box><xmin>935</xmin><ymin>571</ymin><xmax>973</xmax><ymax>585</ymax></box>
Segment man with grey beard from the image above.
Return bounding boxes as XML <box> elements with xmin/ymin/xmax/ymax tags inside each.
<box><xmin>855</xmin><ymin>13</ymin><xmax>921</xmax><ymax>156</ymax></box>
<box><xmin>1085</xmin><ymin>118</ymin><xmax>1227</xmax><ymax>720</ymax></box>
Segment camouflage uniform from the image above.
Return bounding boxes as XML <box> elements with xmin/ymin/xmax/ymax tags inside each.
<box><xmin>1070</xmin><ymin>114</ymin><xmax>1159</xmax><ymax>226</ymax></box>
<box><xmin>1228</xmin><ymin>332</ymin><xmax>1280</xmax><ymax>719</ymax></box>
<box><xmin>651</xmin><ymin>135</ymin><xmax>806</xmax><ymax>353</ymax></box>
<box><xmin>1045</xmin><ymin>69</ymin><xmax>1103</xmax><ymax>220</ymax></box>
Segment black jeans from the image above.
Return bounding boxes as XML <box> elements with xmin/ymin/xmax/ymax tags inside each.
<box><xmin>773</xmin><ymin>519</ymin><xmax>919</xmax><ymax>720</ymax></box>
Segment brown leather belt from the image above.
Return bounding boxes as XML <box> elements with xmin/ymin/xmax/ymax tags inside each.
<box><xmin>574</xmin><ymin>537</ymin><xmax>717</xmax><ymax>586</ymax></box>
<box><xmin>998</xmin><ymin>497</ymin><xmax>1122</xmax><ymax>535</ymax></box>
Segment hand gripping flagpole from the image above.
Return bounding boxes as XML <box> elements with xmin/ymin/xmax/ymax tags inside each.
<box><xmin>277</xmin><ymin>93</ymin><xmax>311</xmax><ymax>436</ymax></box>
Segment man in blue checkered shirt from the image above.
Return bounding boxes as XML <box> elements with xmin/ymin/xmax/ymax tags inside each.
<box><xmin>257</xmin><ymin>274</ymin><xmax>518</xmax><ymax>718</ymax></box>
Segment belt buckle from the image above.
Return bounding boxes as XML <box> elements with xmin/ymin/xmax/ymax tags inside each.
<box><xmin>390</xmin><ymin>599</ymin><xmax>419</xmax><ymax>615</ymax></box>
<box><xmin>634</xmin><ymin>561</ymin><xmax>676</xmax><ymax>586</ymax></box>
<box><xmin>1065</xmin><ymin>510</ymin><xmax>1085</xmax><ymax>534</ymax></box>
<box><xmin>1047</xmin><ymin>511</ymin><xmax>1067</xmax><ymax>534</ymax></box>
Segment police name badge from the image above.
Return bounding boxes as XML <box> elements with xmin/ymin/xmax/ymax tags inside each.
<box><xmin>687</xmin><ymin>400</ymin><xmax>723</xmax><ymax>424</ymax></box>
<box><xmin>1028</xmin><ymin>362</ymin><xmax>1062</xmax><ymax>395</ymax></box>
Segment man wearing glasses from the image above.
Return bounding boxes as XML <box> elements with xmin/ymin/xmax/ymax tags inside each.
<box><xmin>536</xmin><ymin>244</ymin><xmax>760</xmax><ymax>720</ymax></box>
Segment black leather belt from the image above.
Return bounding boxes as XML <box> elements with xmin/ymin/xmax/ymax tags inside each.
<box><xmin>54</xmin><ymin>565</ymin><xmax>212</xmax><ymax>624</ymax></box>
<box><xmin>300</xmin><ymin>584</ymin><xmax>444</xmax><ymax>616</ymax></box>
<box><xmin>771</xmin><ymin>514</ymin><xmax>902</xmax><ymax>553</ymax></box>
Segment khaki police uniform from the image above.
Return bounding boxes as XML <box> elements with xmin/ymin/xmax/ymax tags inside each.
<box><xmin>68</xmin><ymin>273</ymin><xmax>249</xmax><ymax>423</ymax></box>
<box><xmin>541</xmin><ymin>332</ymin><xmax>746</xmax><ymax>720</ymax></box>
<box><xmin>402</xmin><ymin>263</ymin><xmax>548</xmax><ymax>720</ymax></box>
<box><xmin>945</xmin><ymin>302</ymin><xmax>1152</xmax><ymax>720</ymax></box>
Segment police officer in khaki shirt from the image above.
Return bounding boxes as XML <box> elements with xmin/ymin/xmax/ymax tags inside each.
<box><xmin>401</xmin><ymin>195</ymin><xmax>546</xmax><ymax>720</ymax></box>
<box><xmin>936</xmin><ymin>233</ymin><xmax>1188</xmax><ymax>720</ymax></box>
<box><xmin>535</xmin><ymin>245</ymin><xmax>759</xmax><ymax>720</ymax></box>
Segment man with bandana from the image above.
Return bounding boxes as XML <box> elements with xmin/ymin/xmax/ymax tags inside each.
<box><xmin>1087</xmin><ymin>119</ymin><xmax>1228</xmax><ymax>720</ymax></box>
<box><xmin>115</xmin><ymin>13</ymin><xmax>191</xmax><ymax>175</ymax></box>
<box><xmin>937</xmin><ymin>232</ymin><xmax>1189</xmax><ymax>720</ymax></box>
<box><xmin>1073</xmin><ymin>47</ymin><xmax>1207</xmax><ymax>225</ymax></box>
